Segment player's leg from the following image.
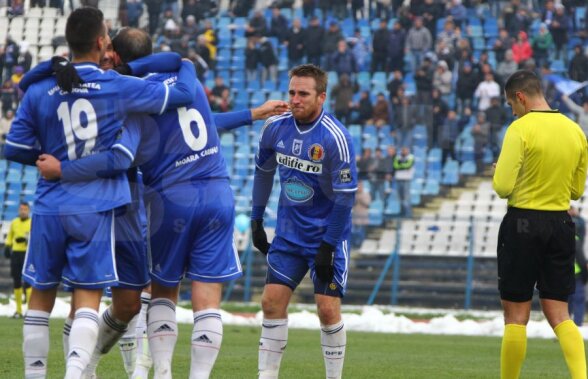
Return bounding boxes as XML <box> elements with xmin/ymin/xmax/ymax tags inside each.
<box><xmin>22</xmin><ymin>214</ymin><xmax>65</xmax><ymax>379</ymax></box>
<box><xmin>259</xmin><ymin>238</ymin><xmax>308</xmax><ymax>379</ymax></box>
<box><xmin>311</xmin><ymin>240</ymin><xmax>349</xmax><ymax>379</ymax></box>
<box><xmin>539</xmin><ymin>215</ymin><xmax>586</xmax><ymax>379</ymax></box>
<box><xmin>63</xmin><ymin>287</ymin><xmax>75</xmax><ymax>363</ymax></box>
<box><xmin>61</xmin><ymin>211</ymin><xmax>118</xmax><ymax>379</ymax></box>
<box><xmin>11</xmin><ymin>251</ymin><xmax>25</xmax><ymax>318</ymax></box>
<box><xmin>148</xmin><ymin>282</ymin><xmax>179</xmax><ymax>379</ymax></box>
<box><xmin>132</xmin><ymin>287</ymin><xmax>152</xmax><ymax>379</ymax></box>
<box><xmin>500</xmin><ymin>300</ymin><xmax>531</xmax><ymax>379</ymax></box>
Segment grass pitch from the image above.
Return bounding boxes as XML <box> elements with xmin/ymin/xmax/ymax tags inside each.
<box><xmin>0</xmin><ymin>316</ymin><xmax>578</xmax><ymax>378</ymax></box>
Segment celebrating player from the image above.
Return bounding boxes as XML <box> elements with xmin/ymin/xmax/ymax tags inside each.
<box><xmin>251</xmin><ymin>64</ymin><xmax>357</xmax><ymax>379</ymax></box>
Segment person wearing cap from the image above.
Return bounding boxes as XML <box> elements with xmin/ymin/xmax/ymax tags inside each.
<box><xmin>567</xmin><ymin>204</ymin><xmax>588</xmax><ymax>327</ymax></box>
<box><xmin>494</xmin><ymin>70</ymin><xmax>587</xmax><ymax>379</ymax></box>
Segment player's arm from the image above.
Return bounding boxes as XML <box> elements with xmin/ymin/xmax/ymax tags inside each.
<box><xmin>122</xmin><ymin>52</ymin><xmax>182</xmax><ymax>76</ymax></box>
<box><xmin>18</xmin><ymin>59</ymin><xmax>52</xmax><ymax>92</ymax></box>
<box><xmin>36</xmin><ymin>117</ymin><xmax>142</xmax><ymax>182</ymax></box>
<box><xmin>214</xmin><ymin>100</ymin><xmax>289</xmax><ymax>131</ymax></box>
<box><xmin>4</xmin><ymin>93</ymin><xmax>42</xmax><ymax>166</ymax></box>
<box><xmin>250</xmin><ymin>121</ymin><xmax>278</xmax><ymax>254</ymax></box>
<box><xmin>4</xmin><ymin>223</ymin><xmax>13</xmax><ymax>258</ymax></box>
<box><xmin>493</xmin><ymin>124</ymin><xmax>524</xmax><ymax>198</ymax></box>
<box><xmin>571</xmin><ymin>137</ymin><xmax>587</xmax><ymax>200</ymax></box>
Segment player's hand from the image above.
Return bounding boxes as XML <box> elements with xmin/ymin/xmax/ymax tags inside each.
<box><xmin>51</xmin><ymin>56</ymin><xmax>83</xmax><ymax>93</ymax></box>
<box><xmin>14</xmin><ymin>237</ymin><xmax>27</xmax><ymax>244</ymax></box>
<box><xmin>4</xmin><ymin>246</ymin><xmax>10</xmax><ymax>259</ymax></box>
<box><xmin>314</xmin><ymin>241</ymin><xmax>335</xmax><ymax>283</ymax></box>
<box><xmin>36</xmin><ymin>154</ymin><xmax>62</xmax><ymax>181</ymax></box>
<box><xmin>251</xmin><ymin>219</ymin><xmax>270</xmax><ymax>255</ymax></box>
<box><xmin>251</xmin><ymin>100</ymin><xmax>290</xmax><ymax>121</ymax></box>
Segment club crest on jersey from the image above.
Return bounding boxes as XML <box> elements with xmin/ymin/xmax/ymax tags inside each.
<box><xmin>308</xmin><ymin>144</ymin><xmax>325</xmax><ymax>162</ymax></box>
<box><xmin>292</xmin><ymin>139</ymin><xmax>303</xmax><ymax>156</ymax></box>
<box><xmin>284</xmin><ymin>177</ymin><xmax>314</xmax><ymax>202</ymax></box>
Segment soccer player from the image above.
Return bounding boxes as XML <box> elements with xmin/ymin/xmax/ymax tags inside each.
<box><xmin>3</xmin><ymin>201</ymin><xmax>31</xmax><ymax>319</ymax></box>
<box><xmin>5</xmin><ymin>8</ymin><xmax>196</xmax><ymax>379</ymax></box>
<box><xmin>251</xmin><ymin>64</ymin><xmax>357</xmax><ymax>379</ymax></box>
<box><xmin>494</xmin><ymin>70</ymin><xmax>588</xmax><ymax>379</ymax></box>
<box><xmin>34</xmin><ymin>27</ymin><xmax>288</xmax><ymax>379</ymax></box>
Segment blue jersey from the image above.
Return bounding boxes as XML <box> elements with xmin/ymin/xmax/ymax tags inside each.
<box><xmin>125</xmin><ymin>72</ymin><xmax>228</xmax><ymax>193</ymax></box>
<box><xmin>255</xmin><ymin>111</ymin><xmax>358</xmax><ymax>247</ymax></box>
<box><xmin>7</xmin><ymin>63</ymin><xmax>171</xmax><ymax>215</ymax></box>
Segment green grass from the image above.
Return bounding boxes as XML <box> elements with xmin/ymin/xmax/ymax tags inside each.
<box><xmin>0</xmin><ymin>316</ymin><xmax>578</xmax><ymax>378</ymax></box>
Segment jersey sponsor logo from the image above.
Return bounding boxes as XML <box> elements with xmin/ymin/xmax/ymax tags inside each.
<box><xmin>292</xmin><ymin>139</ymin><xmax>303</xmax><ymax>156</ymax></box>
<box><xmin>284</xmin><ymin>177</ymin><xmax>314</xmax><ymax>203</ymax></box>
<box><xmin>175</xmin><ymin>146</ymin><xmax>219</xmax><ymax>168</ymax></box>
<box><xmin>339</xmin><ymin>168</ymin><xmax>352</xmax><ymax>183</ymax></box>
<box><xmin>277</xmin><ymin>140</ymin><xmax>285</xmax><ymax>149</ymax></box>
<box><xmin>308</xmin><ymin>144</ymin><xmax>325</xmax><ymax>162</ymax></box>
<box><xmin>276</xmin><ymin>153</ymin><xmax>322</xmax><ymax>174</ymax></box>
<box><xmin>194</xmin><ymin>334</ymin><xmax>212</xmax><ymax>343</ymax></box>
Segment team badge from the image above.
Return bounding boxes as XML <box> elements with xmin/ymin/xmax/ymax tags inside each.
<box><xmin>339</xmin><ymin>168</ymin><xmax>352</xmax><ymax>183</ymax></box>
<box><xmin>308</xmin><ymin>143</ymin><xmax>325</xmax><ymax>162</ymax></box>
<box><xmin>329</xmin><ymin>283</ymin><xmax>337</xmax><ymax>290</ymax></box>
<box><xmin>292</xmin><ymin>139</ymin><xmax>303</xmax><ymax>156</ymax></box>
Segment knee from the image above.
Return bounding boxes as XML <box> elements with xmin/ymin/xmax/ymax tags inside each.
<box><xmin>261</xmin><ymin>295</ymin><xmax>287</xmax><ymax>319</ymax></box>
<box><xmin>317</xmin><ymin>302</ymin><xmax>340</xmax><ymax>325</ymax></box>
<box><xmin>112</xmin><ymin>300</ymin><xmax>141</xmax><ymax>323</ymax></box>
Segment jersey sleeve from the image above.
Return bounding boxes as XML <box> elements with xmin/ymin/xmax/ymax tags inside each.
<box><xmin>493</xmin><ymin>124</ymin><xmax>524</xmax><ymax>198</ymax></box>
<box><xmin>128</xmin><ymin>52</ymin><xmax>182</xmax><ymax>76</ymax></box>
<box><xmin>326</xmin><ymin>125</ymin><xmax>358</xmax><ymax>193</ymax></box>
<box><xmin>117</xmin><ymin>74</ymin><xmax>170</xmax><ymax>115</ymax></box>
<box><xmin>5</xmin><ymin>91</ymin><xmax>38</xmax><ymax>152</ymax></box>
<box><xmin>19</xmin><ymin>59</ymin><xmax>52</xmax><ymax>92</ymax></box>
<box><xmin>111</xmin><ymin>115</ymin><xmax>143</xmax><ymax>163</ymax></box>
<box><xmin>254</xmin><ymin>119</ymin><xmax>278</xmax><ymax>172</ymax></box>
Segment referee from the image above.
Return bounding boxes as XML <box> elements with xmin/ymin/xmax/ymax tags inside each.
<box><xmin>494</xmin><ymin>70</ymin><xmax>587</xmax><ymax>379</ymax></box>
<box><xmin>4</xmin><ymin>202</ymin><xmax>31</xmax><ymax>318</ymax></box>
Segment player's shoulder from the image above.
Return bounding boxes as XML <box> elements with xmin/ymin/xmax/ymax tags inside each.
<box><xmin>260</xmin><ymin>112</ymin><xmax>294</xmax><ymax>136</ymax></box>
<box><xmin>26</xmin><ymin>76</ymin><xmax>58</xmax><ymax>96</ymax></box>
<box><xmin>320</xmin><ymin>113</ymin><xmax>353</xmax><ymax>163</ymax></box>
<box><xmin>321</xmin><ymin>113</ymin><xmax>351</xmax><ymax>138</ymax></box>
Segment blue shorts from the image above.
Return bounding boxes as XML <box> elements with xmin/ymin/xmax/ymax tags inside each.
<box><xmin>113</xmin><ymin>204</ymin><xmax>150</xmax><ymax>290</ymax></box>
<box><xmin>146</xmin><ymin>180</ymin><xmax>242</xmax><ymax>286</ymax></box>
<box><xmin>23</xmin><ymin>211</ymin><xmax>118</xmax><ymax>290</ymax></box>
<box><xmin>266</xmin><ymin>236</ymin><xmax>350</xmax><ymax>297</ymax></box>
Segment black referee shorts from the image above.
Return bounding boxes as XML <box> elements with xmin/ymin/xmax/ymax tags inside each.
<box><xmin>497</xmin><ymin>207</ymin><xmax>576</xmax><ymax>302</ymax></box>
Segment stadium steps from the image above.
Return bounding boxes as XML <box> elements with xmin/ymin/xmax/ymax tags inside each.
<box><xmin>0</xmin><ymin>252</ymin><xmax>12</xmax><ymax>292</ymax></box>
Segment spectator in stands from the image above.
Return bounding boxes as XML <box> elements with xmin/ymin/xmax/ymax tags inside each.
<box><xmin>350</xmin><ymin>0</ymin><xmax>364</xmax><ymax>22</ymax></box>
<box><xmin>387</xmin><ymin>21</ymin><xmax>406</xmax><ymax>73</ymax></box>
<box><xmin>30</xmin><ymin>0</ymin><xmax>46</xmax><ymax>7</ymax></box>
<box><xmin>429</xmin><ymin>88</ymin><xmax>449</xmax><ymax>148</ymax></box>
<box><xmin>387</xmin><ymin>70</ymin><xmax>404</xmax><ymax>102</ymax></box>
<box><xmin>357</xmin><ymin>147</ymin><xmax>375</xmax><ymax>181</ymax></box>
<box><xmin>406</xmin><ymin>17</ymin><xmax>432</xmax><ymax>72</ymax></box>
<box><xmin>437</xmin><ymin>20</ymin><xmax>458</xmax><ymax>55</ymax></box>
<box><xmin>371</xmin><ymin>147</ymin><xmax>388</xmax><ymax>201</ymax></box>
<box><xmin>368</xmin><ymin>93</ymin><xmax>390</xmax><ymax>127</ymax></box>
<box><xmin>211</xmin><ymin>88</ymin><xmax>234</xmax><ymax>112</ymax></box>
<box><xmin>211</xmin><ymin>75</ymin><xmax>229</xmax><ymax>101</ymax></box>
<box><xmin>471</xmin><ymin>111</ymin><xmax>490</xmax><ymax>174</ymax></box>
<box><xmin>145</xmin><ymin>0</ymin><xmax>163</xmax><ymax>35</ymax></box>
<box><xmin>330</xmin><ymin>73</ymin><xmax>358</xmax><ymax>124</ymax></box>
<box><xmin>351</xmin><ymin>181</ymin><xmax>371</xmax><ymax>249</ymax></box>
<box><xmin>496</xmin><ymin>50</ymin><xmax>518</xmax><ymax>84</ymax></box>
<box><xmin>568</xmin><ymin>44</ymin><xmax>588</xmax><ymax>82</ymax></box>
<box><xmin>7</xmin><ymin>0</ymin><xmax>24</xmax><ymax>17</ymax></box>
<box><xmin>348</xmin><ymin>28</ymin><xmax>369</xmax><ymax>72</ymax></box>
<box><xmin>304</xmin><ymin>16</ymin><xmax>324</xmax><ymax>66</ymax></box>
<box><xmin>456</xmin><ymin>62</ymin><xmax>478</xmax><ymax>114</ymax></box>
<box><xmin>231</xmin><ymin>0</ymin><xmax>253</xmax><ymax>17</ymax></box>
<box><xmin>181</xmin><ymin>0</ymin><xmax>199</xmax><ymax>22</ymax></box>
<box><xmin>512</xmin><ymin>31</ymin><xmax>533</xmax><ymax>67</ymax></box>
<box><xmin>350</xmin><ymin>90</ymin><xmax>373</xmax><ymax>125</ymax></box>
<box><xmin>474</xmin><ymin>72</ymin><xmax>500</xmax><ymax>111</ymax></box>
<box><xmin>1</xmin><ymin>79</ymin><xmax>14</xmax><ymax>115</ymax></box>
<box><xmin>200</xmin><ymin>19</ymin><xmax>217</xmax><ymax>57</ymax></box>
<box><xmin>440</xmin><ymin>110</ymin><xmax>460</xmax><ymax>164</ymax></box>
<box><xmin>485</xmin><ymin>96</ymin><xmax>508</xmax><ymax>155</ymax></box>
<box><xmin>446</xmin><ymin>0</ymin><xmax>467</xmax><ymax>28</ymax></box>
<box><xmin>188</xmin><ymin>48</ymin><xmax>209</xmax><ymax>82</ymax></box>
<box><xmin>531</xmin><ymin>23</ymin><xmax>554</xmax><ymax>70</ymax></box>
<box><xmin>332</xmin><ymin>0</ymin><xmax>347</xmax><ymax>20</ymax></box>
<box><xmin>269</xmin><ymin>6</ymin><xmax>289</xmax><ymax>43</ymax></box>
<box><xmin>550</xmin><ymin>3</ymin><xmax>570</xmax><ymax>62</ymax></box>
<box><xmin>371</xmin><ymin>20</ymin><xmax>390</xmax><ymax>74</ymax></box>
<box><xmin>126</xmin><ymin>0</ymin><xmax>144</xmax><ymax>27</ymax></box>
<box><xmin>392</xmin><ymin>95</ymin><xmax>418</xmax><ymax>148</ymax></box>
<box><xmin>542</xmin><ymin>0</ymin><xmax>556</xmax><ymax>26</ymax></box>
<box><xmin>181</xmin><ymin>15</ymin><xmax>199</xmax><ymax>40</ymax></box>
<box><xmin>301</xmin><ymin>0</ymin><xmax>314</xmax><ymax>18</ymax></box>
<box><xmin>323</xmin><ymin>22</ymin><xmax>344</xmax><ymax>64</ymax></box>
<box><xmin>285</xmin><ymin>18</ymin><xmax>305</xmax><ymax>67</ymax></box>
<box><xmin>1</xmin><ymin>38</ymin><xmax>18</xmax><ymax>83</ymax></box>
<box><xmin>245</xmin><ymin>10</ymin><xmax>267</xmax><ymax>38</ymax></box>
<box><xmin>433</xmin><ymin>60</ymin><xmax>452</xmax><ymax>105</ymax></box>
<box><xmin>374</xmin><ymin>0</ymin><xmax>392</xmax><ymax>20</ymax></box>
<box><xmin>382</xmin><ymin>145</ymin><xmax>396</xmax><ymax>191</ymax></box>
<box><xmin>0</xmin><ymin>108</ymin><xmax>12</xmax><ymax>156</ymax></box>
<box><xmin>16</xmin><ymin>42</ymin><xmax>31</xmax><ymax>73</ymax></box>
<box><xmin>172</xmin><ymin>34</ymin><xmax>191</xmax><ymax>57</ymax></box>
<box><xmin>196</xmin><ymin>34</ymin><xmax>214</xmax><ymax>69</ymax></box>
<box><xmin>245</xmin><ymin>38</ymin><xmax>260</xmax><ymax>83</ymax></box>
<box><xmin>414</xmin><ymin>56</ymin><xmax>434</xmax><ymax>108</ymax></box>
<box><xmin>420</xmin><ymin>0</ymin><xmax>442</xmax><ymax>40</ymax></box>
<box><xmin>562</xmin><ymin>95</ymin><xmax>588</xmax><ymax>137</ymax></box>
<box><xmin>394</xmin><ymin>146</ymin><xmax>415</xmax><ymax>218</ymax></box>
<box><xmin>329</xmin><ymin>40</ymin><xmax>358</xmax><ymax>79</ymax></box>
<box><xmin>492</xmin><ymin>28</ymin><xmax>513</xmax><ymax>63</ymax></box>
<box><xmin>259</xmin><ymin>37</ymin><xmax>278</xmax><ymax>84</ymax></box>
<box><xmin>567</xmin><ymin>204</ymin><xmax>588</xmax><ymax>327</ymax></box>
<box><xmin>157</xmin><ymin>9</ymin><xmax>179</xmax><ymax>36</ymax></box>
<box><xmin>10</xmin><ymin>66</ymin><xmax>23</xmax><ymax>108</ymax></box>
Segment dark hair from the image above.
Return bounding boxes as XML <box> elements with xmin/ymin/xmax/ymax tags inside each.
<box><xmin>504</xmin><ymin>70</ymin><xmax>543</xmax><ymax>100</ymax></box>
<box><xmin>19</xmin><ymin>201</ymin><xmax>30</xmax><ymax>208</ymax></box>
<box><xmin>289</xmin><ymin>64</ymin><xmax>327</xmax><ymax>94</ymax></box>
<box><xmin>112</xmin><ymin>27</ymin><xmax>152</xmax><ymax>64</ymax></box>
<box><xmin>65</xmin><ymin>7</ymin><xmax>106</xmax><ymax>56</ymax></box>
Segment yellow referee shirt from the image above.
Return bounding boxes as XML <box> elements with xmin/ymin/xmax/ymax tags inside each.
<box><xmin>493</xmin><ymin>110</ymin><xmax>587</xmax><ymax>210</ymax></box>
<box><xmin>6</xmin><ymin>217</ymin><xmax>31</xmax><ymax>253</ymax></box>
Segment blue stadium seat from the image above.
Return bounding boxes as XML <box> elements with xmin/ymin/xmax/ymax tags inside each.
<box><xmin>422</xmin><ymin>179</ymin><xmax>440</xmax><ymax>196</ymax></box>
<box><xmin>384</xmin><ymin>191</ymin><xmax>401</xmax><ymax>217</ymax></box>
<box><xmin>460</xmin><ymin>161</ymin><xmax>477</xmax><ymax>175</ymax></box>
<box><xmin>368</xmin><ymin>200</ymin><xmax>384</xmax><ymax>226</ymax></box>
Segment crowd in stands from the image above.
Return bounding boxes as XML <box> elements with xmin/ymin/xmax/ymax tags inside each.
<box><xmin>0</xmin><ymin>0</ymin><xmax>588</xmax><ymax>244</ymax></box>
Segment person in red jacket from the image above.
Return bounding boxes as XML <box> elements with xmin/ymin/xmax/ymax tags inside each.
<box><xmin>511</xmin><ymin>31</ymin><xmax>533</xmax><ymax>67</ymax></box>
